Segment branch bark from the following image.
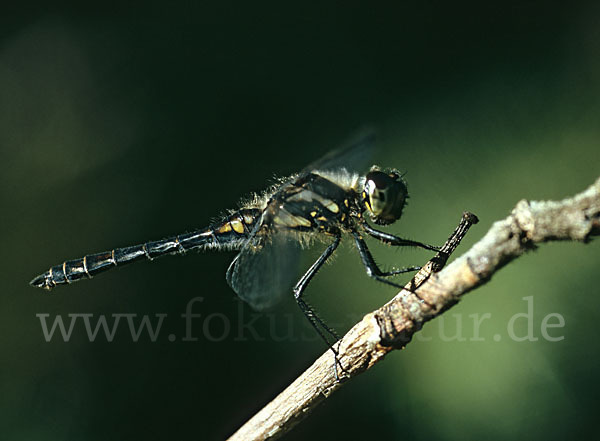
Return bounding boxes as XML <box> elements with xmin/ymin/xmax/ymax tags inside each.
<box><xmin>228</xmin><ymin>176</ymin><xmax>600</xmax><ymax>441</ymax></box>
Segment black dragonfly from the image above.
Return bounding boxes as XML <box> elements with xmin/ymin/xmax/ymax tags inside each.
<box><xmin>30</xmin><ymin>132</ymin><xmax>438</xmax><ymax>353</ymax></box>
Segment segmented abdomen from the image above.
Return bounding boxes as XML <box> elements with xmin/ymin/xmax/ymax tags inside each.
<box><xmin>30</xmin><ymin>208</ymin><xmax>260</xmax><ymax>290</ymax></box>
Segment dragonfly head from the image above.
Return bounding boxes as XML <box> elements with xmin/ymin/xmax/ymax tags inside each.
<box><xmin>362</xmin><ymin>167</ymin><xmax>408</xmax><ymax>225</ymax></box>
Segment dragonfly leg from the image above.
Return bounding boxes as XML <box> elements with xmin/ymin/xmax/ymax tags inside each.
<box><xmin>296</xmin><ymin>297</ymin><xmax>340</xmax><ymax>348</ymax></box>
<box><xmin>294</xmin><ymin>233</ymin><xmax>341</xmax><ymax>344</ymax></box>
<box><xmin>296</xmin><ymin>297</ymin><xmax>345</xmax><ymax>380</ymax></box>
<box><xmin>294</xmin><ymin>234</ymin><xmax>341</xmax><ymax>296</ymax></box>
<box><xmin>362</xmin><ymin>222</ymin><xmax>440</xmax><ymax>252</ymax></box>
<box><xmin>352</xmin><ymin>232</ymin><xmax>436</xmax><ymax>307</ymax></box>
<box><xmin>294</xmin><ymin>233</ymin><xmax>346</xmax><ymax>378</ymax></box>
<box><xmin>352</xmin><ymin>232</ymin><xmax>420</xmax><ymax>288</ymax></box>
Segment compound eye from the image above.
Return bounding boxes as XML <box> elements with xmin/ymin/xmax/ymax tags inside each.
<box><xmin>364</xmin><ymin>170</ymin><xmax>407</xmax><ymax>225</ymax></box>
<box><xmin>365</xmin><ymin>171</ymin><xmax>393</xmax><ymax>214</ymax></box>
<box><xmin>367</xmin><ymin>171</ymin><xmax>394</xmax><ymax>191</ymax></box>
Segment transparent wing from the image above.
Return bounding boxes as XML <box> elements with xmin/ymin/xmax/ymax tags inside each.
<box><xmin>302</xmin><ymin>127</ymin><xmax>376</xmax><ymax>174</ymax></box>
<box><xmin>226</xmin><ymin>225</ymin><xmax>301</xmax><ymax>311</ymax></box>
<box><xmin>226</xmin><ymin>128</ymin><xmax>375</xmax><ymax>310</ymax></box>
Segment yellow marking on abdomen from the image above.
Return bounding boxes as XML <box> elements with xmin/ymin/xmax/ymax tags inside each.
<box><xmin>230</xmin><ymin>219</ymin><xmax>244</xmax><ymax>234</ymax></box>
<box><xmin>217</xmin><ymin>223</ymin><xmax>232</xmax><ymax>233</ymax></box>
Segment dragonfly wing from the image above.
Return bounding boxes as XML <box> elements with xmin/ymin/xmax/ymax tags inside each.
<box><xmin>227</xmin><ymin>128</ymin><xmax>375</xmax><ymax>310</ymax></box>
<box><xmin>226</xmin><ymin>226</ymin><xmax>301</xmax><ymax>311</ymax></box>
<box><xmin>302</xmin><ymin>127</ymin><xmax>376</xmax><ymax>174</ymax></box>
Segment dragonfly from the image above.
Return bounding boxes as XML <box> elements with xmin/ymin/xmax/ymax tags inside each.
<box><xmin>30</xmin><ymin>132</ymin><xmax>439</xmax><ymax>354</ymax></box>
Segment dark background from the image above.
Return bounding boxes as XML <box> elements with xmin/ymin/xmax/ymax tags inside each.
<box><xmin>2</xmin><ymin>2</ymin><xmax>600</xmax><ymax>440</ymax></box>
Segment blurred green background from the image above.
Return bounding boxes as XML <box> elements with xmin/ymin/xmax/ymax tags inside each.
<box><xmin>2</xmin><ymin>2</ymin><xmax>599</xmax><ymax>440</ymax></box>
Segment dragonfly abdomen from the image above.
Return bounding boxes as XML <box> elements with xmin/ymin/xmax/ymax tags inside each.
<box><xmin>30</xmin><ymin>208</ymin><xmax>261</xmax><ymax>290</ymax></box>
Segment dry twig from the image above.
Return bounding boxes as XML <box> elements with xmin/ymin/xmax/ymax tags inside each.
<box><xmin>229</xmin><ymin>176</ymin><xmax>600</xmax><ymax>441</ymax></box>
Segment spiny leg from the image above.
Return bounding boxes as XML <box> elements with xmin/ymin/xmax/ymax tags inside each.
<box><xmin>293</xmin><ymin>233</ymin><xmax>345</xmax><ymax>377</ymax></box>
<box><xmin>371</xmin><ymin>261</ymin><xmax>422</xmax><ymax>278</ymax></box>
<box><xmin>362</xmin><ymin>221</ymin><xmax>440</xmax><ymax>252</ymax></box>
<box><xmin>296</xmin><ymin>297</ymin><xmax>340</xmax><ymax>348</ymax></box>
<box><xmin>294</xmin><ymin>234</ymin><xmax>340</xmax><ymax>295</ymax></box>
<box><xmin>294</xmin><ymin>233</ymin><xmax>341</xmax><ymax>344</ymax></box>
<box><xmin>296</xmin><ymin>297</ymin><xmax>344</xmax><ymax>380</ymax></box>
<box><xmin>352</xmin><ymin>232</ymin><xmax>435</xmax><ymax>306</ymax></box>
<box><xmin>352</xmin><ymin>232</ymin><xmax>421</xmax><ymax>287</ymax></box>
